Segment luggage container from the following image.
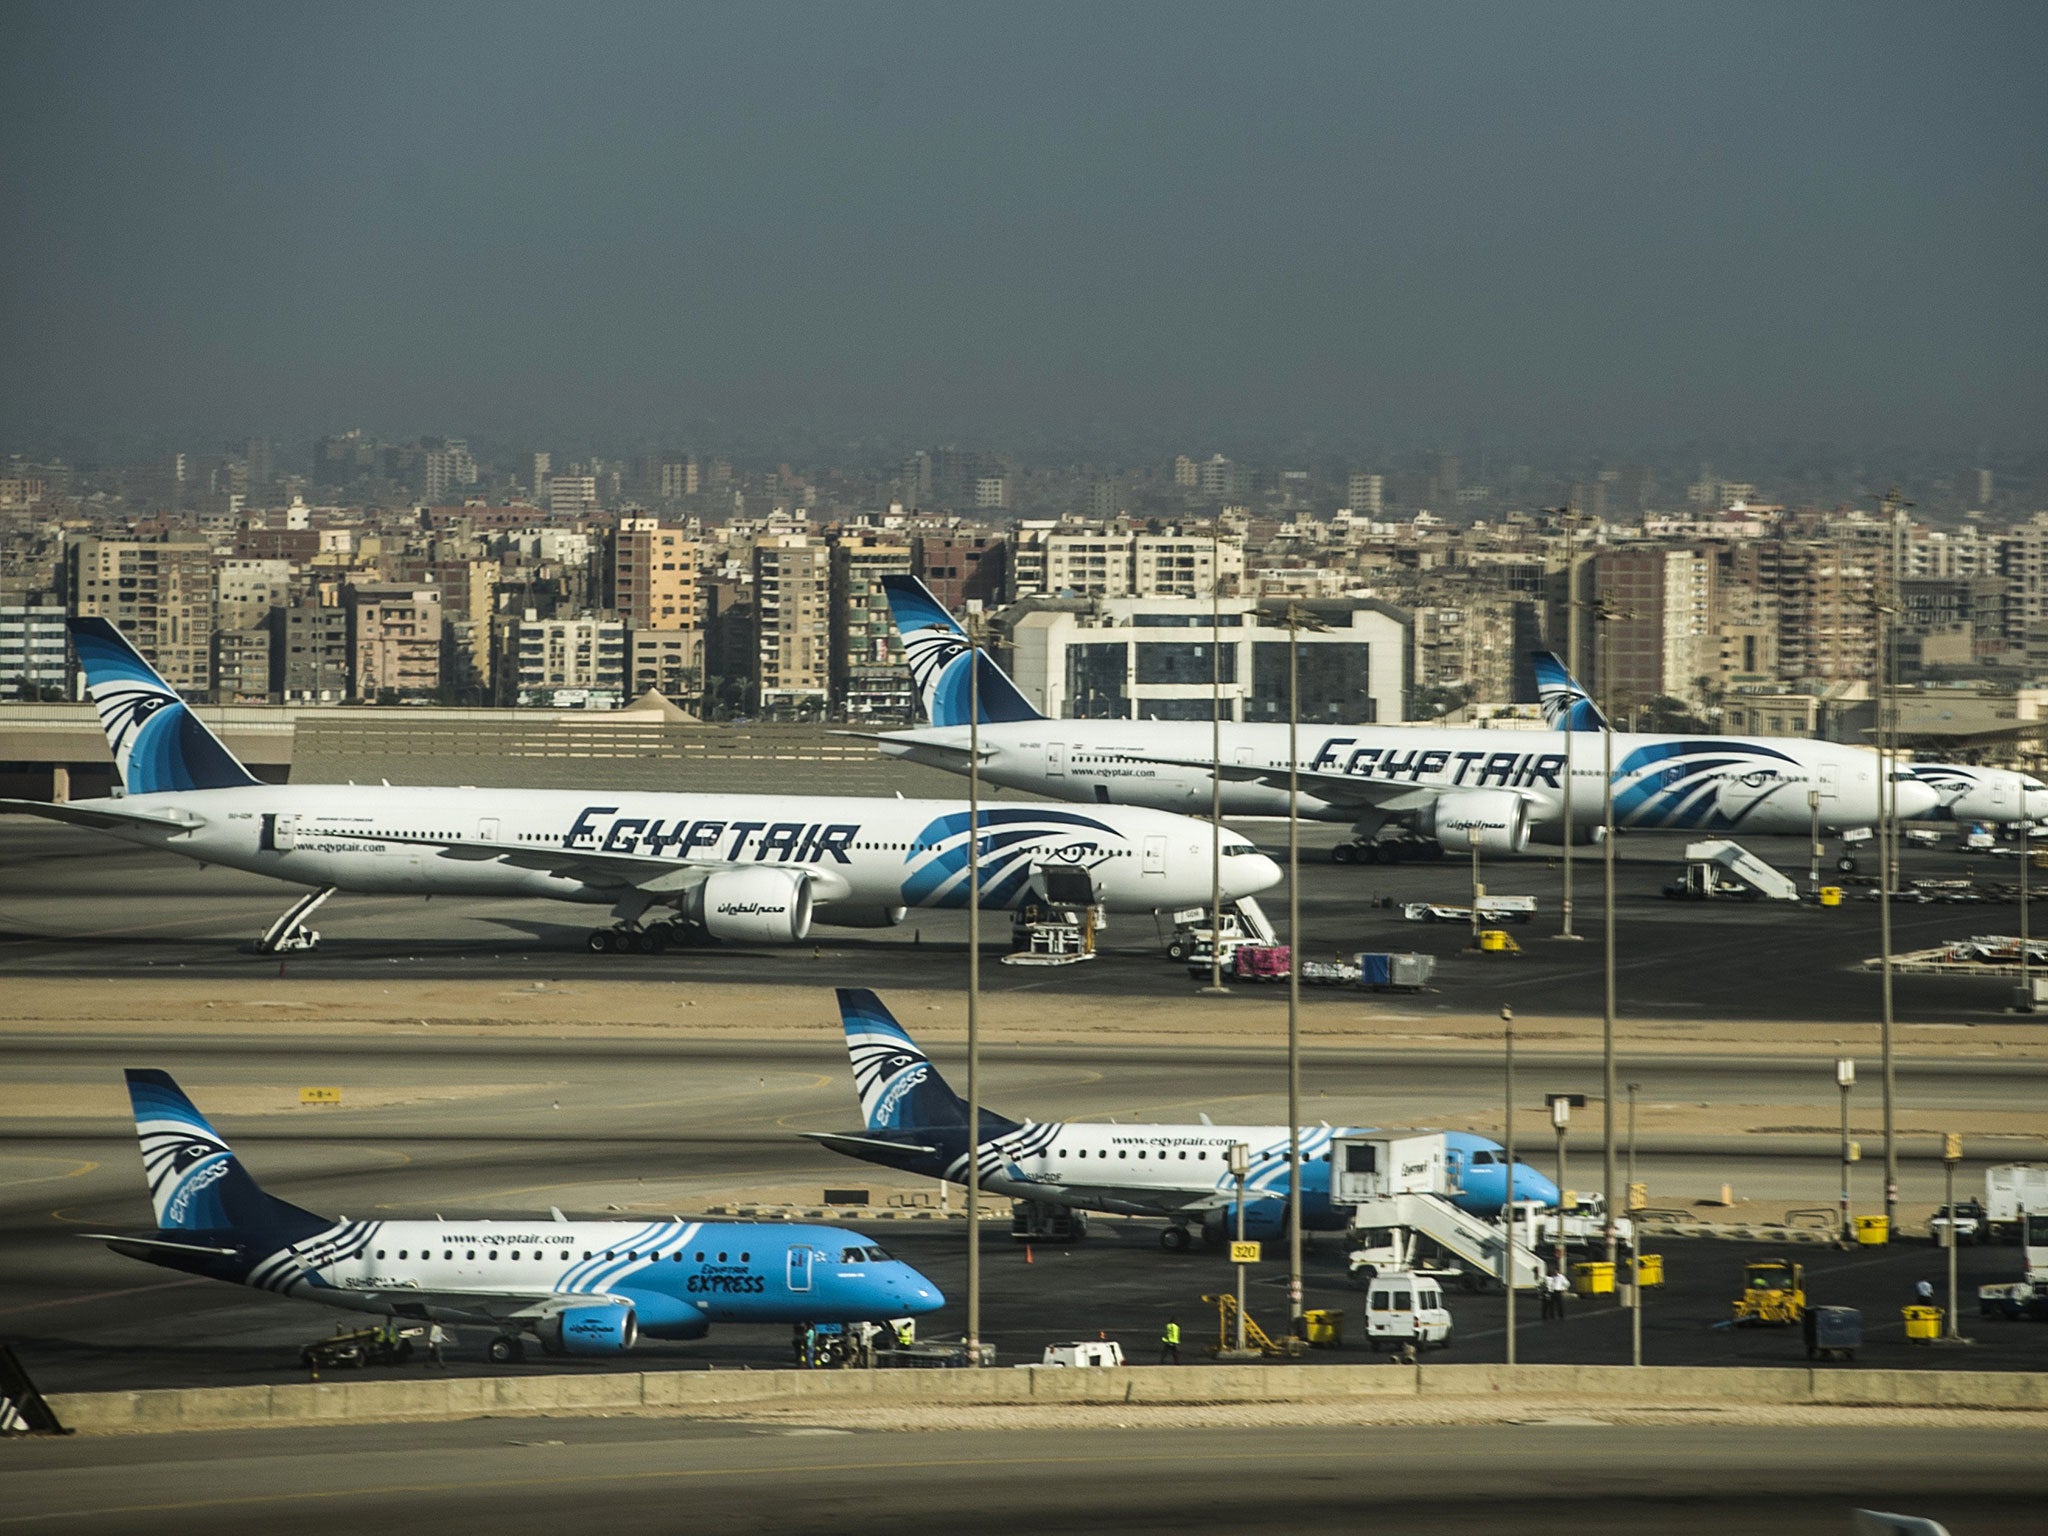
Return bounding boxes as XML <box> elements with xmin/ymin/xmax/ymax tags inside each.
<box><xmin>1856</xmin><ymin>1214</ymin><xmax>1891</xmax><ymax>1246</ymax></box>
<box><xmin>1356</xmin><ymin>952</ymin><xmax>1436</xmax><ymax>991</ymax></box>
<box><xmin>1805</xmin><ymin>1305</ymin><xmax>1861</xmax><ymax>1361</ymax></box>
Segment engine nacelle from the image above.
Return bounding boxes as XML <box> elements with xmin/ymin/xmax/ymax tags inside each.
<box><xmin>1428</xmin><ymin>790</ymin><xmax>1530</xmax><ymax>856</ymax></box>
<box><xmin>1527</xmin><ymin>821</ymin><xmax>1604</xmax><ymax>848</ymax></box>
<box><xmin>811</xmin><ymin>905</ymin><xmax>908</xmax><ymax>930</ymax></box>
<box><xmin>686</xmin><ymin>867</ymin><xmax>813</xmax><ymax>943</ymax></box>
<box><xmin>539</xmin><ymin>1302</ymin><xmax>638</xmax><ymax>1356</ymax></box>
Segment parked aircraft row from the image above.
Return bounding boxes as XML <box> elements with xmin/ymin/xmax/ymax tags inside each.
<box><xmin>97</xmin><ymin>989</ymin><xmax>1545</xmax><ymax>1357</ymax></box>
<box><xmin>869</xmin><ymin>575</ymin><xmax>2048</xmax><ymax>860</ymax></box>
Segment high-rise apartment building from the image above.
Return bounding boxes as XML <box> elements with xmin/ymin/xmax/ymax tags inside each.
<box><xmin>752</xmin><ymin>535</ymin><xmax>832</xmax><ymax>713</ymax></box>
<box><xmin>215</xmin><ymin>558</ymin><xmax>292</xmax><ymax>634</ymax></box>
<box><xmin>212</xmin><ymin>627</ymin><xmax>273</xmax><ymax>703</ymax></box>
<box><xmin>346</xmin><ymin>583</ymin><xmax>443</xmax><ymax>700</ymax></box>
<box><xmin>0</xmin><ymin>605</ymin><xmax>68</xmax><ymax>697</ymax></box>
<box><xmin>832</xmin><ymin>534</ymin><xmax>913</xmax><ymax>722</ymax></box>
<box><xmin>609</xmin><ymin>519</ymin><xmax>702</xmax><ymax>631</ymax></box>
<box><xmin>911</xmin><ymin>533</ymin><xmax>1007</xmax><ymax>612</ymax></box>
<box><xmin>628</xmin><ymin>629</ymin><xmax>702</xmax><ymax>702</ymax></box>
<box><xmin>544</xmin><ymin>474</ymin><xmax>598</xmax><ymax>516</ymax></box>
<box><xmin>1586</xmin><ymin>548</ymin><xmax>1714</xmax><ymax>709</ymax></box>
<box><xmin>509</xmin><ymin>613</ymin><xmax>626</xmax><ymax>704</ymax></box>
<box><xmin>65</xmin><ymin>537</ymin><xmax>216</xmax><ymax>694</ymax></box>
<box><xmin>1346</xmin><ymin>472</ymin><xmax>1384</xmax><ymax>517</ymax></box>
<box><xmin>273</xmin><ymin>604</ymin><xmax>350</xmax><ymax>702</ymax></box>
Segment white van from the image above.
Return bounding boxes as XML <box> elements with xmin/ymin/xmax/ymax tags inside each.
<box><xmin>1364</xmin><ymin>1271</ymin><xmax>1453</xmax><ymax>1351</ymax></box>
<box><xmin>1040</xmin><ymin>1340</ymin><xmax>1125</xmax><ymax>1367</ymax></box>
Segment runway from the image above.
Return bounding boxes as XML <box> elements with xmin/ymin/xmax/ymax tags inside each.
<box><xmin>6</xmin><ymin>1419</ymin><xmax>2044</xmax><ymax>1534</ymax></box>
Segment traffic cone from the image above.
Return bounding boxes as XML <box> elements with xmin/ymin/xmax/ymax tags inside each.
<box><xmin>1025</xmin><ymin>1245</ymin><xmax>1034</xmax><ymax>1265</ymax></box>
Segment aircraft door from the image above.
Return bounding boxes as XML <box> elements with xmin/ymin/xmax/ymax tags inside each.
<box><xmin>786</xmin><ymin>1245</ymin><xmax>812</xmax><ymax>1293</ymax></box>
<box><xmin>1143</xmin><ymin>834</ymin><xmax>1167</xmax><ymax>875</ymax></box>
<box><xmin>272</xmin><ymin>814</ymin><xmax>298</xmax><ymax>851</ymax></box>
<box><xmin>478</xmin><ymin>816</ymin><xmax>500</xmax><ymax>841</ymax></box>
<box><xmin>1817</xmin><ymin>763</ymin><xmax>1838</xmax><ymax>798</ymax></box>
<box><xmin>1047</xmin><ymin>742</ymin><xmax>1067</xmax><ymax>778</ymax></box>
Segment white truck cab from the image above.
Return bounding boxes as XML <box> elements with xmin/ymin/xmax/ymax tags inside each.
<box><xmin>1364</xmin><ymin>1271</ymin><xmax>1453</xmax><ymax>1352</ymax></box>
<box><xmin>1040</xmin><ymin>1340</ymin><xmax>1125</xmax><ymax>1367</ymax></box>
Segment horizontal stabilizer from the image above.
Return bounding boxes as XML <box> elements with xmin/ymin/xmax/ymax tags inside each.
<box><xmin>798</xmin><ymin>1130</ymin><xmax>941</xmax><ymax>1157</ymax></box>
<box><xmin>80</xmin><ymin>1231</ymin><xmax>239</xmax><ymax>1256</ymax></box>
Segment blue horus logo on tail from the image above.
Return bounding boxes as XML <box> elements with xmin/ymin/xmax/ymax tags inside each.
<box><xmin>879</xmin><ymin>575</ymin><xmax>1042</xmax><ymax>728</ymax></box>
<box><xmin>72</xmin><ymin>618</ymin><xmax>257</xmax><ymax>794</ymax></box>
<box><xmin>125</xmin><ymin>1069</ymin><xmax>324</xmax><ymax>1238</ymax></box>
<box><xmin>836</xmin><ymin>988</ymin><xmax>1019</xmax><ymax>1137</ymax></box>
<box><xmin>1531</xmin><ymin>651</ymin><xmax>1607</xmax><ymax>732</ymax></box>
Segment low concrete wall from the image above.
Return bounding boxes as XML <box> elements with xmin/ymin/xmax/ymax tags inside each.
<box><xmin>46</xmin><ymin>1362</ymin><xmax>2048</xmax><ymax>1435</ymax></box>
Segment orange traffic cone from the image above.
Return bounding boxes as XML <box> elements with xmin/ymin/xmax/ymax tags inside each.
<box><xmin>1025</xmin><ymin>1245</ymin><xmax>1034</xmax><ymax>1264</ymax></box>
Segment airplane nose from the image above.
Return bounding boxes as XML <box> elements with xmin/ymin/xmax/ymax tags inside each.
<box><xmin>2025</xmin><ymin>790</ymin><xmax>2048</xmax><ymax>825</ymax></box>
<box><xmin>1229</xmin><ymin>853</ymin><xmax>1285</xmax><ymax>896</ymax></box>
<box><xmin>1891</xmin><ymin>779</ymin><xmax>1940</xmax><ymax>822</ymax></box>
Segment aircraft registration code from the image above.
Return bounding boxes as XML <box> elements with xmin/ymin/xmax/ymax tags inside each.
<box><xmin>1229</xmin><ymin>1241</ymin><xmax>1262</xmax><ymax>1264</ymax></box>
<box><xmin>299</xmin><ymin>1087</ymin><xmax>342</xmax><ymax>1105</ymax></box>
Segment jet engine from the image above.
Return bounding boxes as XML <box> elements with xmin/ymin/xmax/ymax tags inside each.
<box><xmin>811</xmin><ymin>905</ymin><xmax>908</xmax><ymax>929</ymax></box>
<box><xmin>1426</xmin><ymin>790</ymin><xmax>1530</xmax><ymax>856</ymax></box>
<box><xmin>539</xmin><ymin>1302</ymin><xmax>638</xmax><ymax>1356</ymax></box>
<box><xmin>683</xmin><ymin>867</ymin><xmax>814</xmax><ymax>943</ymax></box>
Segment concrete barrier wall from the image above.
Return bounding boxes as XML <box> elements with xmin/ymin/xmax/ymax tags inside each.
<box><xmin>45</xmin><ymin>1362</ymin><xmax>2048</xmax><ymax>1436</ymax></box>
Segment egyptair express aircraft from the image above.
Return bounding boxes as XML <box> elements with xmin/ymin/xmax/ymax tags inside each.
<box><xmin>0</xmin><ymin>618</ymin><xmax>1279</xmax><ymax>952</ymax></box>
<box><xmin>864</xmin><ymin>577</ymin><xmax>1940</xmax><ymax>863</ymax></box>
<box><xmin>92</xmin><ymin>1070</ymin><xmax>941</xmax><ymax>1363</ymax></box>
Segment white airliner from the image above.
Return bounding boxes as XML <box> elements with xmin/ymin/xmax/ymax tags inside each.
<box><xmin>868</xmin><ymin>577</ymin><xmax>1947</xmax><ymax>861</ymax></box>
<box><xmin>0</xmin><ymin>618</ymin><xmax>1280</xmax><ymax>951</ymax></box>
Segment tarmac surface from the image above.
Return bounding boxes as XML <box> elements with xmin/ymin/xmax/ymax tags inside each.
<box><xmin>7</xmin><ymin>1418</ymin><xmax>2046</xmax><ymax>1534</ymax></box>
<box><xmin>5</xmin><ymin>818</ymin><xmax>2048</xmax><ymax>1024</ymax></box>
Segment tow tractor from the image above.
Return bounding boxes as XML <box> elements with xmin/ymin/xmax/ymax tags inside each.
<box><xmin>1732</xmin><ymin>1258</ymin><xmax>1807</xmax><ymax>1326</ymax></box>
<box><xmin>299</xmin><ymin>1322</ymin><xmax>422</xmax><ymax>1369</ymax></box>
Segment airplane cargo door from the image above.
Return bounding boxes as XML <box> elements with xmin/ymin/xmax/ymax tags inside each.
<box><xmin>786</xmin><ymin>1246</ymin><xmax>812</xmax><ymax>1293</ymax></box>
<box><xmin>1047</xmin><ymin>742</ymin><xmax>1067</xmax><ymax>778</ymax></box>
<box><xmin>1143</xmin><ymin>834</ymin><xmax>1167</xmax><ymax>875</ymax></box>
<box><xmin>271</xmin><ymin>814</ymin><xmax>298</xmax><ymax>852</ymax></box>
<box><xmin>477</xmin><ymin>816</ymin><xmax>499</xmax><ymax>841</ymax></box>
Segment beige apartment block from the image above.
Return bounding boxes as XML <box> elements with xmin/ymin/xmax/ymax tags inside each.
<box><xmin>612</xmin><ymin>518</ymin><xmax>703</xmax><ymax>631</ymax></box>
<box><xmin>346</xmin><ymin>582</ymin><xmax>442</xmax><ymax>700</ymax></box>
<box><xmin>65</xmin><ymin>537</ymin><xmax>216</xmax><ymax>694</ymax></box>
<box><xmin>753</xmin><ymin>535</ymin><xmax>831</xmax><ymax>711</ymax></box>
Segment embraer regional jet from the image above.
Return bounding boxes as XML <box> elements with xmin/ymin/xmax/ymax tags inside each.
<box><xmin>868</xmin><ymin>576</ymin><xmax>1944</xmax><ymax>862</ymax></box>
<box><xmin>91</xmin><ymin>1070</ymin><xmax>941</xmax><ymax>1363</ymax></box>
<box><xmin>0</xmin><ymin>618</ymin><xmax>1279</xmax><ymax>952</ymax></box>
<box><xmin>808</xmin><ymin>989</ymin><xmax>1559</xmax><ymax>1252</ymax></box>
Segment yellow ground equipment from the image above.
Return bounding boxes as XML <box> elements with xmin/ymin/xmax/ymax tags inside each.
<box><xmin>1902</xmin><ymin>1304</ymin><xmax>1942</xmax><ymax>1341</ymax></box>
<box><xmin>1476</xmin><ymin>929</ymin><xmax>1521</xmax><ymax>955</ymax></box>
<box><xmin>1733</xmin><ymin>1258</ymin><xmax>1807</xmax><ymax>1326</ymax></box>
<box><xmin>1202</xmin><ymin>1292</ymin><xmax>1306</xmax><ymax>1357</ymax></box>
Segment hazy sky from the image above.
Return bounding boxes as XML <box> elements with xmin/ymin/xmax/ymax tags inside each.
<box><xmin>3</xmin><ymin>1</ymin><xmax>2043</xmax><ymax>457</ymax></box>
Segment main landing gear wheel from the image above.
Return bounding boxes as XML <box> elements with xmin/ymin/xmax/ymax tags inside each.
<box><xmin>1160</xmin><ymin>1225</ymin><xmax>1193</xmax><ymax>1253</ymax></box>
<box><xmin>488</xmin><ymin>1335</ymin><xmax>525</xmax><ymax>1364</ymax></box>
<box><xmin>587</xmin><ymin>929</ymin><xmax>615</xmax><ymax>953</ymax></box>
<box><xmin>1331</xmin><ymin>843</ymin><xmax>1357</xmax><ymax>865</ymax></box>
<box><xmin>1836</xmin><ymin>856</ymin><xmax>1860</xmax><ymax>874</ymax></box>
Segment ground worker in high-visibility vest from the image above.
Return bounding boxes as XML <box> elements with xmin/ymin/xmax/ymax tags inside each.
<box><xmin>1158</xmin><ymin>1316</ymin><xmax>1181</xmax><ymax>1365</ymax></box>
<box><xmin>895</xmin><ymin>1320</ymin><xmax>915</xmax><ymax>1349</ymax></box>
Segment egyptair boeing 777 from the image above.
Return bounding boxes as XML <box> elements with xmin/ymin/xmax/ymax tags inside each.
<box><xmin>0</xmin><ymin>618</ymin><xmax>1279</xmax><ymax>952</ymax></box>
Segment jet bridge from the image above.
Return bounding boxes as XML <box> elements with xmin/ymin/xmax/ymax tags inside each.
<box><xmin>1330</xmin><ymin>1134</ymin><xmax>1545</xmax><ymax>1290</ymax></box>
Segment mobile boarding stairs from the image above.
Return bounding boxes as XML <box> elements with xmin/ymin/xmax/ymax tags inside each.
<box><xmin>1331</xmin><ymin>1134</ymin><xmax>1546</xmax><ymax>1291</ymax></box>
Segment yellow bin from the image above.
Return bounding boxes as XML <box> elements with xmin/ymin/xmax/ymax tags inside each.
<box><xmin>1572</xmin><ymin>1260</ymin><xmax>1615</xmax><ymax>1297</ymax></box>
<box><xmin>1633</xmin><ymin>1253</ymin><xmax>1665</xmax><ymax>1288</ymax></box>
<box><xmin>1301</xmin><ymin>1308</ymin><xmax>1343</xmax><ymax>1349</ymax></box>
<box><xmin>1855</xmin><ymin>1214</ymin><xmax>1890</xmax><ymax>1247</ymax></box>
<box><xmin>1818</xmin><ymin>886</ymin><xmax>1843</xmax><ymax>907</ymax></box>
<box><xmin>1902</xmin><ymin>1304</ymin><xmax>1942</xmax><ymax>1341</ymax></box>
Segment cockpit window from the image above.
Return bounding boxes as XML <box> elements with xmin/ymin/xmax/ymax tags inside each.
<box><xmin>1223</xmin><ymin>841</ymin><xmax>1260</xmax><ymax>857</ymax></box>
<box><xmin>1470</xmin><ymin>1150</ymin><xmax>1496</xmax><ymax>1165</ymax></box>
<box><xmin>840</xmin><ymin>1245</ymin><xmax>891</xmax><ymax>1263</ymax></box>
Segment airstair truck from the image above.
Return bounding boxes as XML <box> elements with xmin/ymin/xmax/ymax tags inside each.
<box><xmin>1330</xmin><ymin>1134</ymin><xmax>1546</xmax><ymax>1291</ymax></box>
<box><xmin>1665</xmin><ymin>840</ymin><xmax>1801</xmax><ymax>902</ymax></box>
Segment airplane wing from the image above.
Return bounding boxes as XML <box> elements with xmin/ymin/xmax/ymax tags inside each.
<box><xmin>1053</xmin><ymin>1185</ymin><xmax>1247</xmax><ymax>1217</ymax></box>
<box><xmin>799</xmin><ymin>1130</ymin><xmax>942</xmax><ymax>1157</ymax></box>
<box><xmin>0</xmin><ymin>799</ymin><xmax>201</xmax><ymax>834</ymax></box>
<box><xmin>321</xmin><ymin>1284</ymin><xmax>635</xmax><ymax>1327</ymax></box>
<box><xmin>317</xmin><ymin>830</ymin><xmax>731</xmax><ymax>894</ymax></box>
<box><xmin>1130</xmin><ymin>759</ymin><xmax>1531</xmax><ymax>811</ymax></box>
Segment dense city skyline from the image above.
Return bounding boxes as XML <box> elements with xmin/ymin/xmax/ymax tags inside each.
<box><xmin>4</xmin><ymin>2</ymin><xmax>2044</xmax><ymax>454</ymax></box>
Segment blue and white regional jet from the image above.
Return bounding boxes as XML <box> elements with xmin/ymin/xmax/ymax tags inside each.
<box><xmin>0</xmin><ymin>618</ymin><xmax>1278</xmax><ymax>952</ymax></box>
<box><xmin>90</xmin><ymin>1070</ymin><xmax>943</xmax><ymax>1362</ymax></box>
<box><xmin>865</xmin><ymin>577</ymin><xmax>1940</xmax><ymax>861</ymax></box>
<box><xmin>807</xmin><ymin>989</ymin><xmax>1558</xmax><ymax>1252</ymax></box>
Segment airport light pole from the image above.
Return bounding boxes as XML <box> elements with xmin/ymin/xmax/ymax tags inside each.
<box><xmin>1595</xmin><ymin>598</ymin><xmax>1628</xmax><ymax>1272</ymax></box>
<box><xmin>1502</xmin><ymin>1006</ymin><xmax>1517</xmax><ymax>1365</ymax></box>
<box><xmin>1548</xmin><ymin>1094</ymin><xmax>1571</xmax><ymax>1284</ymax></box>
<box><xmin>1873</xmin><ymin>487</ymin><xmax>1910</xmax><ymax>1231</ymax></box>
<box><xmin>1625</xmin><ymin>1081</ymin><xmax>1640</xmax><ymax>1204</ymax></box>
<box><xmin>1837</xmin><ymin>1057</ymin><xmax>1856</xmax><ymax>1246</ymax></box>
<box><xmin>1808</xmin><ymin>787</ymin><xmax>1823</xmax><ymax>896</ymax></box>
<box><xmin>2020</xmin><ymin>818</ymin><xmax>2032</xmax><ymax>1014</ymax></box>
<box><xmin>965</xmin><ymin>601</ymin><xmax>984</xmax><ymax>1367</ymax></box>
<box><xmin>1285</xmin><ymin>601</ymin><xmax>1310</xmax><ymax>1335</ymax></box>
<box><xmin>1203</xmin><ymin>524</ymin><xmax>1230</xmax><ymax>997</ymax></box>
<box><xmin>1230</xmin><ymin>1141</ymin><xmax>1250</xmax><ymax>1353</ymax></box>
<box><xmin>1558</xmin><ymin>508</ymin><xmax>1586</xmax><ymax>942</ymax></box>
<box><xmin>1942</xmin><ymin>1132</ymin><xmax>1965</xmax><ymax>1342</ymax></box>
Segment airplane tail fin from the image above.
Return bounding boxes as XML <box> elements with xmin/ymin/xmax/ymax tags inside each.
<box><xmin>71</xmin><ymin>618</ymin><xmax>259</xmax><ymax>793</ymax></box>
<box><xmin>125</xmin><ymin>1070</ymin><xmax>323</xmax><ymax>1235</ymax></box>
<box><xmin>835</xmin><ymin>988</ymin><xmax>1019</xmax><ymax>1135</ymax></box>
<box><xmin>879</xmin><ymin>575</ymin><xmax>1043</xmax><ymax>728</ymax></box>
<box><xmin>1531</xmin><ymin>651</ymin><xmax>1608</xmax><ymax>731</ymax></box>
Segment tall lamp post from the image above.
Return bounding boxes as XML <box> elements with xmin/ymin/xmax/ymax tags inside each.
<box><xmin>1593</xmin><ymin>598</ymin><xmax>1631</xmax><ymax>1272</ymax></box>
<box><xmin>1837</xmin><ymin>1057</ymin><xmax>1857</xmax><ymax>1246</ymax></box>
<box><xmin>1874</xmin><ymin>487</ymin><xmax>1911</xmax><ymax>1229</ymax></box>
<box><xmin>1203</xmin><ymin>523</ymin><xmax>1230</xmax><ymax>996</ymax></box>
<box><xmin>1942</xmin><ymin>1132</ymin><xmax>1966</xmax><ymax>1343</ymax></box>
<box><xmin>1547</xmin><ymin>1094</ymin><xmax>1572</xmax><ymax>1283</ymax></box>
<box><xmin>1557</xmin><ymin>508</ymin><xmax>1589</xmax><ymax>942</ymax></box>
<box><xmin>1502</xmin><ymin>1005</ymin><xmax>1517</xmax><ymax>1365</ymax></box>
<box><xmin>1229</xmin><ymin>1142</ymin><xmax>1250</xmax><ymax>1353</ymax></box>
<box><xmin>964</xmin><ymin>601</ymin><xmax>984</xmax><ymax>1366</ymax></box>
<box><xmin>1283</xmin><ymin>601</ymin><xmax>1317</xmax><ymax>1334</ymax></box>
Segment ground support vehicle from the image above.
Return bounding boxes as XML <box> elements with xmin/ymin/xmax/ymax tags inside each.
<box><xmin>1202</xmin><ymin>1293</ymin><xmax>1305</xmax><ymax>1358</ymax></box>
<box><xmin>1363</xmin><ymin>1271</ymin><xmax>1453</xmax><ymax>1352</ymax></box>
<box><xmin>1977</xmin><ymin>1281</ymin><xmax>2048</xmax><ymax>1321</ymax></box>
<box><xmin>1662</xmin><ymin>840</ymin><xmax>1800</xmax><ymax>902</ymax></box>
<box><xmin>299</xmin><ymin>1323</ymin><xmax>421</xmax><ymax>1370</ymax></box>
<box><xmin>1299</xmin><ymin>958</ymin><xmax>1362</xmax><ymax>986</ymax></box>
<box><xmin>1011</xmin><ymin>1199</ymin><xmax>1088</xmax><ymax>1243</ymax></box>
<box><xmin>1184</xmin><ymin>942</ymin><xmax>1291</xmax><ymax>981</ymax></box>
<box><xmin>1162</xmin><ymin>899</ymin><xmax>1276</xmax><ymax>961</ymax></box>
<box><xmin>1733</xmin><ymin>1259</ymin><xmax>1807</xmax><ymax>1326</ymax></box>
<box><xmin>1403</xmin><ymin>896</ymin><xmax>1537</xmax><ymax>924</ymax></box>
<box><xmin>1804</xmin><ymin>1305</ymin><xmax>1861</xmax><ymax>1361</ymax></box>
<box><xmin>1985</xmin><ymin>1165</ymin><xmax>2048</xmax><ymax>1242</ymax></box>
<box><xmin>1356</xmin><ymin>952</ymin><xmax>1435</xmax><ymax>991</ymax></box>
<box><xmin>1929</xmin><ymin>1200</ymin><xmax>1987</xmax><ymax>1246</ymax></box>
<box><xmin>1039</xmin><ymin>1340</ymin><xmax>1125</xmax><ymax>1367</ymax></box>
